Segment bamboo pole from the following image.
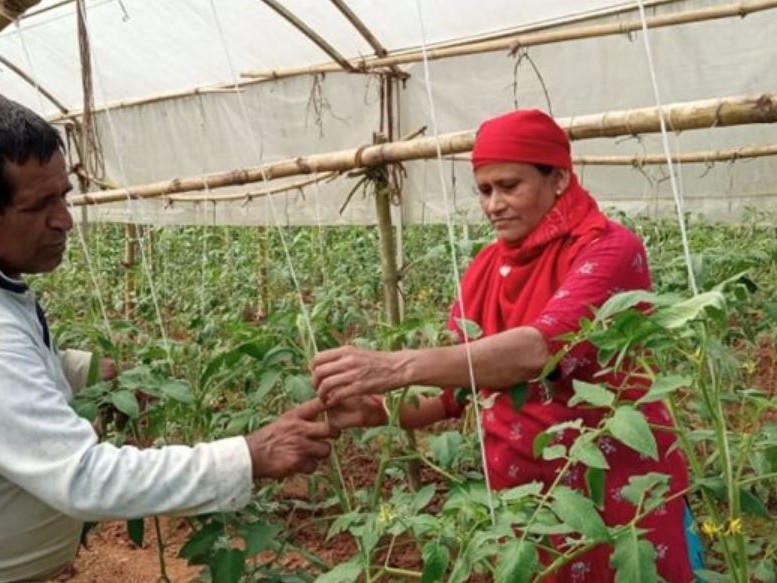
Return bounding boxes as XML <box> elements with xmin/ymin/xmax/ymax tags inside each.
<box><xmin>328</xmin><ymin>0</ymin><xmax>404</xmax><ymax>78</ymax></box>
<box><xmin>68</xmin><ymin>93</ymin><xmax>777</xmax><ymax>208</ymax></box>
<box><xmin>241</xmin><ymin>0</ymin><xmax>777</xmax><ymax>79</ymax></box>
<box><xmin>0</xmin><ymin>53</ymin><xmax>70</xmax><ymax>114</ymax></box>
<box><xmin>0</xmin><ymin>0</ymin><xmax>40</xmax><ymax>31</ymax></box>
<box><xmin>167</xmin><ymin>172</ymin><xmax>337</xmax><ymax>203</ymax></box>
<box><xmin>259</xmin><ymin>0</ymin><xmax>355</xmax><ymax>73</ymax></box>
<box><xmin>47</xmin><ymin>0</ymin><xmax>680</xmax><ymax>121</ymax></box>
<box><xmin>444</xmin><ymin>144</ymin><xmax>777</xmax><ymax>166</ymax></box>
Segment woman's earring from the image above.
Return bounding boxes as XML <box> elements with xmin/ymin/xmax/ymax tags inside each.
<box><xmin>555</xmin><ymin>188</ymin><xmax>563</xmax><ymax>197</ymax></box>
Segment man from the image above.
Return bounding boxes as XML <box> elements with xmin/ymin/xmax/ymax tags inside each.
<box><xmin>0</xmin><ymin>96</ymin><xmax>336</xmax><ymax>582</ymax></box>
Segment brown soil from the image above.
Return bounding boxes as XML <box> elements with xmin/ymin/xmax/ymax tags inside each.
<box><xmin>64</xmin><ymin>517</ymin><xmax>202</xmax><ymax>583</ymax></box>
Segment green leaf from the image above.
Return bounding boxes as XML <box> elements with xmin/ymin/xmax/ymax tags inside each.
<box><xmin>620</xmin><ymin>473</ymin><xmax>669</xmax><ymax>507</ymax></box>
<box><xmin>533</xmin><ymin>432</ymin><xmax>552</xmax><ymax>459</ymax></box>
<box><xmin>638</xmin><ymin>374</ymin><xmax>691</xmax><ymax>404</ymax></box>
<box><xmin>240</xmin><ymin>520</ymin><xmax>278</xmax><ymax>556</ymax></box>
<box><xmin>570</xmin><ymin>434</ymin><xmax>610</xmax><ymax>470</ymax></box>
<box><xmin>610</xmin><ymin>527</ymin><xmax>658</xmax><ymax>583</ymax></box>
<box><xmin>596</xmin><ymin>290</ymin><xmax>657</xmax><ymax>322</ymax></box>
<box><xmin>110</xmin><ymin>390</ymin><xmax>140</xmax><ymax>419</ymax></box>
<box><xmin>159</xmin><ymin>379</ymin><xmax>195</xmax><ymax>404</ymax></box>
<box><xmin>455</xmin><ymin>318</ymin><xmax>482</xmax><ymax>340</ymax></box>
<box><xmin>411</xmin><ymin>484</ymin><xmax>437</xmax><ymax>513</ymax></box>
<box><xmin>429</xmin><ymin>431</ymin><xmax>463</xmax><ymax>468</ymax></box>
<box><xmin>569</xmin><ymin>380</ymin><xmax>614</xmax><ymax>408</ymax></box>
<box><xmin>315</xmin><ymin>557</ymin><xmax>363</xmax><ymax>583</ymax></box>
<box><xmin>211</xmin><ymin>548</ymin><xmax>245</xmax><ymax>583</ymax></box>
<box><xmin>252</xmin><ymin>369</ymin><xmax>282</xmax><ymax>403</ymax></box>
<box><xmin>551</xmin><ymin>486</ymin><xmax>609</xmax><ymax>540</ymax></box>
<box><xmin>494</xmin><ymin>539</ymin><xmax>538</xmax><ymax>583</ymax></box>
<box><xmin>698</xmin><ymin>478</ymin><xmax>772</xmax><ymax>518</ymax></box>
<box><xmin>284</xmin><ymin>374</ymin><xmax>315</xmax><ymax>402</ymax></box>
<box><xmin>586</xmin><ymin>466</ymin><xmax>606</xmax><ymax>510</ymax></box>
<box><xmin>652</xmin><ymin>291</ymin><xmax>725</xmax><ymax>329</ymax></box>
<box><xmin>508</xmin><ymin>383</ymin><xmax>529</xmax><ymax>410</ymax></box>
<box><xmin>86</xmin><ymin>353</ymin><xmax>102</xmax><ymax>387</ymax></box>
<box><xmin>542</xmin><ymin>444</ymin><xmax>567</xmax><ymax>461</ymax></box>
<box><xmin>605</xmin><ymin>406</ymin><xmax>658</xmax><ymax>461</ymax></box>
<box><xmin>73</xmin><ymin>400</ymin><xmax>100</xmax><ymax>422</ymax></box>
<box><xmin>421</xmin><ymin>542</ymin><xmax>450</xmax><ymax>583</ymax></box>
<box><xmin>179</xmin><ymin>522</ymin><xmax>223</xmax><ymax>561</ymax></box>
<box><xmin>126</xmin><ymin>518</ymin><xmax>144</xmax><ymax>547</ymax></box>
<box><xmin>499</xmin><ymin>481</ymin><xmax>543</xmax><ymax>503</ymax></box>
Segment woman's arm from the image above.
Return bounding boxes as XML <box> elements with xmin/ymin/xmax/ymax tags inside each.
<box><xmin>313</xmin><ymin>326</ymin><xmax>549</xmax><ymax>404</ymax></box>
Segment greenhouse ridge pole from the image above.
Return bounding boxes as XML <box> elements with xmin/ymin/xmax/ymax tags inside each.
<box><xmin>69</xmin><ymin>92</ymin><xmax>777</xmax><ymax>207</ymax></box>
<box><xmin>241</xmin><ymin>0</ymin><xmax>777</xmax><ymax>79</ymax></box>
<box><xmin>47</xmin><ymin>0</ymin><xmax>680</xmax><ymax>121</ymax></box>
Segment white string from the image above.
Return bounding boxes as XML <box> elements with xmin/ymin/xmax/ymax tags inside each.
<box><xmin>74</xmin><ymin>9</ymin><xmax>175</xmax><ymax>370</ymax></box>
<box><xmin>14</xmin><ymin>20</ymin><xmax>114</xmax><ymax>342</ymax></box>
<box><xmin>206</xmin><ymin>0</ymin><xmax>319</xmax><ymax>357</ymax></box>
<box><xmin>636</xmin><ymin>0</ymin><xmax>698</xmax><ymax>296</ymax></box>
<box><xmin>413</xmin><ymin>0</ymin><xmax>496</xmax><ymax>524</ymax></box>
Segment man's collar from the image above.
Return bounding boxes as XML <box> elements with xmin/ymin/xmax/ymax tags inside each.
<box><xmin>0</xmin><ymin>270</ymin><xmax>28</xmax><ymax>293</ymax></box>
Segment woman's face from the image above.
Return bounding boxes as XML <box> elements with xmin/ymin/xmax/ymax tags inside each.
<box><xmin>475</xmin><ymin>162</ymin><xmax>569</xmax><ymax>244</ymax></box>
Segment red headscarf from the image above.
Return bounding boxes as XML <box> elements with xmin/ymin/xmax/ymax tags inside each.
<box><xmin>471</xmin><ymin>109</ymin><xmax>572</xmax><ymax>170</ymax></box>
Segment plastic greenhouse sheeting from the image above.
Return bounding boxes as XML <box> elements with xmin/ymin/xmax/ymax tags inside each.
<box><xmin>1</xmin><ymin>0</ymin><xmax>776</xmax><ymax>225</ymax></box>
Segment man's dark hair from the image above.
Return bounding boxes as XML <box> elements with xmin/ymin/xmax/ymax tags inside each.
<box><xmin>0</xmin><ymin>96</ymin><xmax>64</xmax><ymax>212</ymax></box>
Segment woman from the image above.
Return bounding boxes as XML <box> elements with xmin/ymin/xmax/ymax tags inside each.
<box><xmin>313</xmin><ymin>110</ymin><xmax>696</xmax><ymax>581</ymax></box>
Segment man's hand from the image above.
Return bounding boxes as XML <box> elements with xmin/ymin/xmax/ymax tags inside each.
<box><xmin>245</xmin><ymin>399</ymin><xmax>339</xmax><ymax>480</ymax></box>
<box><xmin>312</xmin><ymin>346</ymin><xmax>409</xmax><ymax>405</ymax></box>
<box><xmin>100</xmin><ymin>358</ymin><xmax>118</xmax><ymax>382</ymax></box>
<box><xmin>325</xmin><ymin>395</ymin><xmax>388</xmax><ymax>432</ymax></box>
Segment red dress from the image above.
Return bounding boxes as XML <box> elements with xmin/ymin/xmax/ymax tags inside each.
<box><xmin>441</xmin><ymin>177</ymin><xmax>693</xmax><ymax>582</ymax></box>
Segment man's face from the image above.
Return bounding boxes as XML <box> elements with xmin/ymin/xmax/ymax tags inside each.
<box><xmin>0</xmin><ymin>151</ymin><xmax>73</xmax><ymax>279</ymax></box>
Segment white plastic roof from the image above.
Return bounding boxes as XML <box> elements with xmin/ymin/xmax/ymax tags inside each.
<box><xmin>1</xmin><ymin>0</ymin><xmax>776</xmax><ymax>225</ymax></box>
<box><xmin>2</xmin><ymin>0</ymin><xmax>643</xmax><ymax>114</ymax></box>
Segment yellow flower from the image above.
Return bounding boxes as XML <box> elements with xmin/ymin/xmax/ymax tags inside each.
<box><xmin>377</xmin><ymin>503</ymin><xmax>396</xmax><ymax>525</ymax></box>
<box><xmin>725</xmin><ymin>517</ymin><xmax>743</xmax><ymax>536</ymax></box>
<box><xmin>701</xmin><ymin>520</ymin><xmax>721</xmax><ymax>537</ymax></box>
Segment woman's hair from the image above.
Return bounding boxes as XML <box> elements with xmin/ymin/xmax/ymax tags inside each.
<box><xmin>0</xmin><ymin>97</ymin><xmax>64</xmax><ymax>212</ymax></box>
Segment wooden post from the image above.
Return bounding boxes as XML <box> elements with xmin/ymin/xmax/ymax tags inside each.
<box><xmin>374</xmin><ymin>177</ymin><xmax>401</xmax><ymax>326</ymax></box>
<box><xmin>122</xmin><ymin>223</ymin><xmax>137</xmax><ymax>320</ymax></box>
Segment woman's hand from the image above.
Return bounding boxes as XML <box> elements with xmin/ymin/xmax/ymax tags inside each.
<box><xmin>325</xmin><ymin>395</ymin><xmax>388</xmax><ymax>431</ymax></box>
<box><xmin>312</xmin><ymin>346</ymin><xmax>410</xmax><ymax>405</ymax></box>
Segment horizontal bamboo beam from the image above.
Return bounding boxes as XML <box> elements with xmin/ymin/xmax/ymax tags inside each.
<box><xmin>446</xmin><ymin>144</ymin><xmax>777</xmax><ymax>166</ymax></box>
<box><xmin>167</xmin><ymin>172</ymin><xmax>337</xmax><ymax>203</ymax></box>
<box><xmin>576</xmin><ymin>144</ymin><xmax>777</xmax><ymax>166</ymax></box>
<box><xmin>69</xmin><ymin>92</ymin><xmax>777</xmax><ymax>207</ymax></box>
<box><xmin>48</xmin><ymin>0</ymin><xmax>679</xmax><ymax>121</ymax></box>
<box><xmin>241</xmin><ymin>0</ymin><xmax>777</xmax><ymax>79</ymax></box>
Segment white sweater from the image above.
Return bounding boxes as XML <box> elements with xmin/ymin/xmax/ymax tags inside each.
<box><xmin>0</xmin><ymin>272</ymin><xmax>253</xmax><ymax>582</ymax></box>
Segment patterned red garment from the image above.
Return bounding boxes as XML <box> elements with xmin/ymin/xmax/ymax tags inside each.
<box><xmin>441</xmin><ymin>177</ymin><xmax>693</xmax><ymax>582</ymax></box>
